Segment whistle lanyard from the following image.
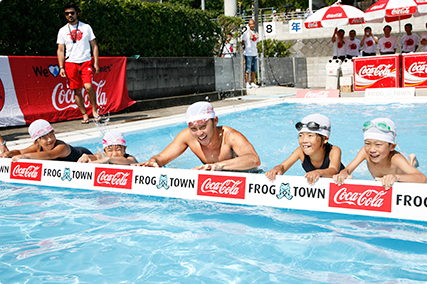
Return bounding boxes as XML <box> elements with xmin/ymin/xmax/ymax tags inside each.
<box><xmin>68</xmin><ymin>21</ymin><xmax>79</xmax><ymax>43</ymax></box>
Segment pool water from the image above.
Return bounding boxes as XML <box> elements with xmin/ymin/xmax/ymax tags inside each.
<box><xmin>2</xmin><ymin>102</ymin><xmax>427</xmax><ymax>283</ymax></box>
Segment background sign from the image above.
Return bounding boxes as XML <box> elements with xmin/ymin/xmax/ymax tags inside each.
<box><xmin>263</xmin><ymin>22</ymin><xmax>276</xmax><ymax>36</ymax></box>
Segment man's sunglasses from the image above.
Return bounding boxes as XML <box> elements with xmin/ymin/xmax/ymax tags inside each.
<box><xmin>65</xmin><ymin>11</ymin><xmax>75</xmax><ymax>16</ymax></box>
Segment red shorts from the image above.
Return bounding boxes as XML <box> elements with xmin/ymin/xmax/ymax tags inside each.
<box><xmin>65</xmin><ymin>61</ymin><xmax>93</xmax><ymax>90</ymax></box>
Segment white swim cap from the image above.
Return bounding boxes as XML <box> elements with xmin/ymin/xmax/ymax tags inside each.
<box><xmin>363</xmin><ymin>118</ymin><xmax>396</xmax><ymax>144</ymax></box>
<box><xmin>28</xmin><ymin>119</ymin><xmax>54</xmax><ymax>140</ymax></box>
<box><xmin>102</xmin><ymin>131</ymin><xmax>127</xmax><ymax>149</ymax></box>
<box><xmin>297</xmin><ymin>114</ymin><xmax>331</xmax><ymax>138</ymax></box>
<box><xmin>185</xmin><ymin>102</ymin><xmax>216</xmax><ymax>124</ymax></box>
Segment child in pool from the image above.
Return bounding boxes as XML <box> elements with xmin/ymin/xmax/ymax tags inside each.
<box><xmin>333</xmin><ymin>118</ymin><xmax>426</xmax><ymax>189</ymax></box>
<box><xmin>78</xmin><ymin>131</ymin><xmax>137</xmax><ymax>165</ymax></box>
<box><xmin>0</xmin><ymin>119</ymin><xmax>92</xmax><ymax>162</ymax></box>
<box><xmin>266</xmin><ymin>114</ymin><xmax>344</xmax><ymax>184</ymax></box>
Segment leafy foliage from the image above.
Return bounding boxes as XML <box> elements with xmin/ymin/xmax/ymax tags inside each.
<box><xmin>257</xmin><ymin>39</ymin><xmax>291</xmax><ymax>57</ymax></box>
<box><xmin>215</xmin><ymin>15</ymin><xmax>244</xmax><ymax>56</ymax></box>
<box><xmin>0</xmin><ymin>0</ymin><xmax>221</xmax><ymax>57</ymax></box>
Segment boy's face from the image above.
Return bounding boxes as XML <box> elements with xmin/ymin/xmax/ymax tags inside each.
<box><xmin>349</xmin><ymin>31</ymin><xmax>356</xmax><ymax>39</ymax></box>
<box><xmin>365</xmin><ymin>29</ymin><xmax>371</xmax><ymax>36</ymax></box>
<box><xmin>189</xmin><ymin>118</ymin><xmax>217</xmax><ymax>146</ymax></box>
<box><xmin>383</xmin><ymin>27</ymin><xmax>391</xmax><ymax>37</ymax></box>
<box><xmin>298</xmin><ymin>132</ymin><xmax>327</xmax><ymax>156</ymax></box>
<box><xmin>104</xmin><ymin>145</ymin><xmax>126</xmax><ymax>157</ymax></box>
<box><xmin>364</xmin><ymin>139</ymin><xmax>395</xmax><ymax>163</ymax></box>
<box><xmin>36</xmin><ymin>131</ymin><xmax>56</xmax><ymax>150</ymax></box>
<box><xmin>405</xmin><ymin>25</ymin><xmax>412</xmax><ymax>35</ymax></box>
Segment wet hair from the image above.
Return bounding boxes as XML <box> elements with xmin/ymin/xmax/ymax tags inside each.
<box><xmin>383</xmin><ymin>25</ymin><xmax>392</xmax><ymax>31</ymax></box>
<box><xmin>405</xmin><ymin>23</ymin><xmax>412</xmax><ymax>29</ymax></box>
<box><xmin>364</xmin><ymin>26</ymin><xmax>372</xmax><ymax>32</ymax></box>
<box><xmin>63</xmin><ymin>2</ymin><xmax>81</xmax><ymax>13</ymax></box>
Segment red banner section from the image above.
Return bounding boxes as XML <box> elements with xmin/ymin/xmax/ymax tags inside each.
<box><xmin>296</xmin><ymin>89</ymin><xmax>340</xmax><ymax>98</ymax></box>
<box><xmin>197</xmin><ymin>174</ymin><xmax>246</xmax><ymax>199</ymax></box>
<box><xmin>402</xmin><ymin>53</ymin><xmax>427</xmax><ymax>88</ymax></box>
<box><xmin>353</xmin><ymin>55</ymin><xmax>400</xmax><ymax>91</ymax></box>
<box><xmin>0</xmin><ymin>56</ymin><xmax>135</xmax><ymax>126</ymax></box>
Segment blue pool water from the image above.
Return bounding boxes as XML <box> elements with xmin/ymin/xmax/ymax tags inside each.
<box><xmin>1</xmin><ymin>102</ymin><xmax>427</xmax><ymax>283</ymax></box>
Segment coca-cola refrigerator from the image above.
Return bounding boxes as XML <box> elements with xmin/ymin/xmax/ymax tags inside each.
<box><xmin>353</xmin><ymin>55</ymin><xmax>401</xmax><ymax>92</ymax></box>
<box><xmin>402</xmin><ymin>53</ymin><xmax>427</xmax><ymax>88</ymax></box>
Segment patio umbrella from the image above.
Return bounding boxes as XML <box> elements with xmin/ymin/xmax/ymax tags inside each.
<box><xmin>304</xmin><ymin>0</ymin><xmax>365</xmax><ymax>29</ymax></box>
<box><xmin>364</xmin><ymin>0</ymin><xmax>418</xmax><ymax>23</ymax></box>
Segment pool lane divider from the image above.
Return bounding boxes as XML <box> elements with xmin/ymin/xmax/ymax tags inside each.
<box><xmin>1</xmin><ymin>158</ymin><xmax>426</xmax><ymax>222</ymax></box>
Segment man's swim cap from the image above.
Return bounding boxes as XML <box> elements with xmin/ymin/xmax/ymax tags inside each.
<box><xmin>363</xmin><ymin>118</ymin><xmax>396</xmax><ymax>144</ymax></box>
<box><xmin>103</xmin><ymin>131</ymin><xmax>127</xmax><ymax>149</ymax></box>
<box><xmin>185</xmin><ymin>101</ymin><xmax>216</xmax><ymax>124</ymax></box>
<box><xmin>29</xmin><ymin>119</ymin><xmax>54</xmax><ymax>140</ymax></box>
<box><xmin>298</xmin><ymin>114</ymin><xmax>331</xmax><ymax>138</ymax></box>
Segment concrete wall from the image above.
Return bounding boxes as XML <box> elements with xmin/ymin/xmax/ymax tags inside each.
<box><xmin>126</xmin><ymin>57</ymin><xmax>215</xmax><ymax>101</ymax></box>
<box><xmin>214</xmin><ymin>57</ymin><xmax>243</xmax><ymax>91</ymax></box>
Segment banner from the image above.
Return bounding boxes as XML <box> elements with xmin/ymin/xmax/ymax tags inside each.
<box><xmin>0</xmin><ymin>56</ymin><xmax>135</xmax><ymax>127</ymax></box>
<box><xmin>402</xmin><ymin>52</ymin><xmax>427</xmax><ymax>88</ymax></box>
<box><xmin>1</xmin><ymin>158</ymin><xmax>427</xmax><ymax>222</ymax></box>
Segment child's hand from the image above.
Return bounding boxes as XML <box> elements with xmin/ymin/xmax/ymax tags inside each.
<box><xmin>133</xmin><ymin>160</ymin><xmax>159</xmax><ymax>167</ymax></box>
<box><xmin>375</xmin><ymin>175</ymin><xmax>397</xmax><ymax>190</ymax></box>
<box><xmin>11</xmin><ymin>155</ymin><xmax>23</xmax><ymax>162</ymax></box>
<box><xmin>192</xmin><ymin>163</ymin><xmax>223</xmax><ymax>171</ymax></box>
<box><xmin>333</xmin><ymin>172</ymin><xmax>352</xmax><ymax>186</ymax></box>
<box><xmin>77</xmin><ymin>154</ymin><xmax>91</xmax><ymax>163</ymax></box>
<box><xmin>304</xmin><ymin>171</ymin><xmax>321</xmax><ymax>185</ymax></box>
<box><xmin>265</xmin><ymin>167</ymin><xmax>282</xmax><ymax>181</ymax></box>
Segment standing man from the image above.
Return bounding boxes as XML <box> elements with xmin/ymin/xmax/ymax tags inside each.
<box><xmin>57</xmin><ymin>2</ymin><xmax>100</xmax><ymax>124</ymax></box>
<box><xmin>378</xmin><ymin>25</ymin><xmax>397</xmax><ymax>55</ymax></box>
<box><xmin>401</xmin><ymin>23</ymin><xmax>419</xmax><ymax>53</ymax></box>
<box><xmin>332</xmin><ymin>28</ymin><xmax>347</xmax><ymax>61</ymax></box>
<box><xmin>360</xmin><ymin>26</ymin><xmax>378</xmax><ymax>57</ymax></box>
<box><xmin>346</xmin><ymin>30</ymin><xmax>361</xmax><ymax>59</ymax></box>
<box><xmin>242</xmin><ymin>19</ymin><xmax>259</xmax><ymax>89</ymax></box>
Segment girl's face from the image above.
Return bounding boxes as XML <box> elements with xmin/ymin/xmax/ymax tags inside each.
<box><xmin>364</xmin><ymin>139</ymin><xmax>395</xmax><ymax>164</ymax></box>
<box><xmin>36</xmin><ymin>131</ymin><xmax>56</xmax><ymax>150</ymax></box>
<box><xmin>104</xmin><ymin>145</ymin><xmax>126</xmax><ymax>157</ymax></box>
<box><xmin>298</xmin><ymin>132</ymin><xmax>326</xmax><ymax>156</ymax></box>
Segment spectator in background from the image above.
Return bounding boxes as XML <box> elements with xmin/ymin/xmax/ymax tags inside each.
<box><xmin>221</xmin><ymin>33</ymin><xmax>234</xmax><ymax>58</ymax></box>
<box><xmin>242</xmin><ymin>19</ymin><xmax>259</xmax><ymax>88</ymax></box>
<box><xmin>401</xmin><ymin>23</ymin><xmax>419</xmax><ymax>53</ymax></box>
<box><xmin>271</xmin><ymin>10</ymin><xmax>279</xmax><ymax>21</ymax></box>
<box><xmin>379</xmin><ymin>25</ymin><xmax>397</xmax><ymax>55</ymax></box>
<box><xmin>346</xmin><ymin>30</ymin><xmax>361</xmax><ymax>59</ymax></box>
<box><xmin>332</xmin><ymin>28</ymin><xmax>347</xmax><ymax>61</ymax></box>
<box><xmin>304</xmin><ymin>8</ymin><xmax>312</xmax><ymax>19</ymax></box>
<box><xmin>360</xmin><ymin>26</ymin><xmax>378</xmax><ymax>56</ymax></box>
<box><xmin>421</xmin><ymin>23</ymin><xmax>427</xmax><ymax>52</ymax></box>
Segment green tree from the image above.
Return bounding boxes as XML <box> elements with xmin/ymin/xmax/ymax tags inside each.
<box><xmin>257</xmin><ymin>39</ymin><xmax>291</xmax><ymax>57</ymax></box>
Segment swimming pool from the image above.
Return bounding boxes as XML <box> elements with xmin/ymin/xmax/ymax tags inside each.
<box><xmin>2</xmin><ymin>101</ymin><xmax>427</xmax><ymax>283</ymax></box>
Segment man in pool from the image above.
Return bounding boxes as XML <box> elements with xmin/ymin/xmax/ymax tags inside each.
<box><xmin>136</xmin><ymin>101</ymin><xmax>261</xmax><ymax>171</ymax></box>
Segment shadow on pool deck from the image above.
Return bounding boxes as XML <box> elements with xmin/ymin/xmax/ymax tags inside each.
<box><xmin>2</xmin><ymin>86</ymin><xmax>427</xmax><ymax>143</ymax></box>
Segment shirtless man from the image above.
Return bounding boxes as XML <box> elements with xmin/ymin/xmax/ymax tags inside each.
<box><xmin>136</xmin><ymin>101</ymin><xmax>260</xmax><ymax>171</ymax></box>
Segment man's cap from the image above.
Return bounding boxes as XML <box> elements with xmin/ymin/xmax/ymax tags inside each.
<box><xmin>186</xmin><ymin>102</ymin><xmax>216</xmax><ymax>124</ymax></box>
<box><xmin>29</xmin><ymin>119</ymin><xmax>54</xmax><ymax>140</ymax></box>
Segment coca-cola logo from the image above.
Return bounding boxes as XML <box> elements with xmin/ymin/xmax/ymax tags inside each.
<box><xmin>408</xmin><ymin>62</ymin><xmax>427</xmax><ymax>75</ymax></box>
<box><xmin>390</xmin><ymin>7</ymin><xmax>410</xmax><ymax>16</ymax></box>
<box><xmin>307</xmin><ymin>21</ymin><xmax>319</xmax><ymax>28</ymax></box>
<box><xmin>384</xmin><ymin>41</ymin><xmax>392</xmax><ymax>49</ymax></box>
<box><xmin>94</xmin><ymin>167</ymin><xmax>133</xmax><ymax>189</ymax></box>
<box><xmin>349</xmin><ymin>43</ymin><xmax>357</xmax><ymax>50</ymax></box>
<box><xmin>304</xmin><ymin>90</ymin><xmax>329</xmax><ymax>98</ymax></box>
<box><xmin>350</xmin><ymin>18</ymin><xmax>364</xmax><ymax>24</ymax></box>
<box><xmin>326</xmin><ymin>13</ymin><xmax>342</xmax><ymax>19</ymax></box>
<box><xmin>366</xmin><ymin>40</ymin><xmax>373</xmax><ymax>47</ymax></box>
<box><xmin>68</xmin><ymin>29</ymin><xmax>83</xmax><ymax>42</ymax></box>
<box><xmin>359</xmin><ymin>64</ymin><xmax>393</xmax><ymax>78</ymax></box>
<box><xmin>52</xmin><ymin>80</ymin><xmax>107</xmax><ymax>111</ymax></box>
<box><xmin>10</xmin><ymin>162</ymin><xmax>42</xmax><ymax>181</ymax></box>
<box><xmin>329</xmin><ymin>183</ymin><xmax>392</xmax><ymax>212</ymax></box>
<box><xmin>197</xmin><ymin>174</ymin><xmax>245</xmax><ymax>199</ymax></box>
<box><xmin>406</xmin><ymin>38</ymin><xmax>414</xmax><ymax>46</ymax></box>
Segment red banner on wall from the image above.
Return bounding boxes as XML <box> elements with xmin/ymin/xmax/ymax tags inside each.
<box><xmin>0</xmin><ymin>56</ymin><xmax>135</xmax><ymax>127</ymax></box>
<box><xmin>402</xmin><ymin>53</ymin><xmax>427</xmax><ymax>88</ymax></box>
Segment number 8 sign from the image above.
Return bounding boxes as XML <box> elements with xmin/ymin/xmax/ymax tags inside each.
<box><xmin>263</xmin><ymin>22</ymin><xmax>276</xmax><ymax>36</ymax></box>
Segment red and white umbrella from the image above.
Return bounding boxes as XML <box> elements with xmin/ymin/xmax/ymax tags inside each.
<box><xmin>364</xmin><ymin>0</ymin><xmax>427</xmax><ymax>23</ymax></box>
<box><xmin>304</xmin><ymin>1</ymin><xmax>365</xmax><ymax>29</ymax></box>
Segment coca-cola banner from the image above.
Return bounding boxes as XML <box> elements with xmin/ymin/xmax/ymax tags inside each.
<box><xmin>354</xmin><ymin>55</ymin><xmax>401</xmax><ymax>91</ymax></box>
<box><xmin>296</xmin><ymin>89</ymin><xmax>340</xmax><ymax>98</ymax></box>
<box><xmin>0</xmin><ymin>56</ymin><xmax>134</xmax><ymax>127</ymax></box>
<box><xmin>403</xmin><ymin>53</ymin><xmax>427</xmax><ymax>88</ymax></box>
<box><xmin>1</xmin><ymin>158</ymin><xmax>427</xmax><ymax>222</ymax></box>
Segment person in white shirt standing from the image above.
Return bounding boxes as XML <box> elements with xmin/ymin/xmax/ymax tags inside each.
<box><xmin>361</xmin><ymin>26</ymin><xmax>378</xmax><ymax>57</ymax></box>
<box><xmin>379</xmin><ymin>25</ymin><xmax>397</xmax><ymax>55</ymax></box>
<box><xmin>421</xmin><ymin>23</ymin><xmax>427</xmax><ymax>53</ymax></box>
<box><xmin>57</xmin><ymin>2</ymin><xmax>100</xmax><ymax>124</ymax></box>
<box><xmin>401</xmin><ymin>23</ymin><xmax>419</xmax><ymax>53</ymax></box>
<box><xmin>242</xmin><ymin>19</ymin><xmax>259</xmax><ymax>88</ymax></box>
<box><xmin>346</xmin><ymin>30</ymin><xmax>361</xmax><ymax>59</ymax></box>
<box><xmin>332</xmin><ymin>28</ymin><xmax>347</xmax><ymax>61</ymax></box>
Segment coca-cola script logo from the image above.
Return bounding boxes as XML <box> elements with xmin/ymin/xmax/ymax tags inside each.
<box><xmin>329</xmin><ymin>183</ymin><xmax>392</xmax><ymax>212</ymax></box>
<box><xmin>350</xmin><ymin>18</ymin><xmax>364</xmax><ymax>24</ymax></box>
<box><xmin>306</xmin><ymin>21</ymin><xmax>320</xmax><ymax>28</ymax></box>
<box><xmin>197</xmin><ymin>174</ymin><xmax>245</xmax><ymax>199</ymax></box>
<box><xmin>304</xmin><ymin>90</ymin><xmax>330</xmax><ymax>98</ymax></box>
<box><xmin>52</xmin><ymin>80</ymin><xmax>107</xmax><ymax>111</ymax></box>
<box><xmin>10</xmin><ymin>162</ymin><xmax>42</xmax><ymax>181</ymax></box>
<box><xmin>407</xmin><ymin>62</ymin><xmax>427</xmax><ymax>75</ymax></box>
<box><xmin>390</xmin><ymin>7</ymin><xmax>411</xmax><ymax>16</ymax></box>
<box><xmin>358</xmin><ymin>64</ymin><xmax>393</xmax><ymax>78</ymax></box>
<box><xmin>326</xmin><ymin>13</ymin><xmax>342</xmax><ymax>19</ymax></box>
<box><xmin>94</xmin><ymin>167</ymin><xmax>133</xmax><ymax>189</ymax></box>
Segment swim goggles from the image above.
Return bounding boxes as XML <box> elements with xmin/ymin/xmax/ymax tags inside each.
<box><xmin>363</xmin><ymin>121</ymin><xmax>396</xmax><ymax>136</ymax></box>
<box><xmin>188</xmin><ymin>119</ymin><xmax>209</xmax><ymax>127</ymax></box>
<box><xmin>102</xmin><ymin>138</ymin><xmax>126</xmax><ymax>146</ymax></box>
<box><xmin>295</xmin><ymin>121</ymin><xmax>331</xmax><ymax>131</ymax></box>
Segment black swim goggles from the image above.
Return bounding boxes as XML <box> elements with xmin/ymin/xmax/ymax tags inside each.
<box><xmin>295</xmin><ymin>121</ymin><xmax>331</xmax><ymax>131</ymax></box>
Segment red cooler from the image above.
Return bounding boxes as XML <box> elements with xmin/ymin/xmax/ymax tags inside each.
<box><xmin>402</xmin><ymin>53</ymin><xmax>427</xmax><ymax>88</ymax></box>
<box><xmin>353</xmin><ymin>55</ymin><xmax>401</xmax><ymax>91</ymax></box>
